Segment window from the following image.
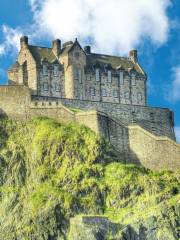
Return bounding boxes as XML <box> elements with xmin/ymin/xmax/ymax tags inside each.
<box><xmin>43</xmin><ymin>83</ymin><xmax>49</xmax><ymax>91</ymax></box>
<box><xmin>137</xmin><ymin>92</ymin><xmax>142</xmax><ymax>101</ymax></box>
<box><xmin>124</xmin><ymin>92</ymin><xmax>129</xmax><ymax>99</ymax></box>
<box><xmin>53</xmin><ymin>65</ymin><xmax>59</xmax><ymax>76</ymax></box>
<box><xmin>131</xmin><ymin>73</ymin><xmax>136</xmax><ymax>86</ymax></box>
<box><xmin>90</xmin><ymin>87</ymin><xmax>96</xmax><ymax>96</ymax></box>
<box><xmin>74</xmin><ymin>68</ymin><xmax>79</xmax><ymax>80</ymax></box>
<box><xmin>74</xmin><ymin>68</ymin><xmax>82</xmax><ymax>83</ymax></box>
<box><xmin>119</xmin><ymin>71</ymin><xmax>124</xmax><ymax>85</ymax></box>
<box><xmin>78</xmin><ymin>69</ymin><xmax>82</xmax><ymax>83</ymax></box>
<box><xmin>107</xmin><ymin>70</ymin><xmax>112</xmax><ymax>82</ymax></box>
<box><xmin>102</xmin><ymin>89</ymin><xmax>107</xmax><ymax>97</ymax></box>
<box><xmin>43</xmin><ymin>65</ymin><xmax>48</xmax><ymax>76</ymax></box>
<box><xmin>95</xmin><ymin>69</ymin><xmax>100</xmax><ymax>81</ymax></box>
<box><xmin>75</xmin><ymin>52</ymin><xmax>80</xmax><ymax>59</ymax></box>
<box><xmin>86</xmin><ymin>75</ymin><xmax>91</xmax><ymax>81</ymax></box>
<box><xmin>113</xmin><ymin>90</ymin><xmax>118</xmax><ymax>98</ymax></box>
<box><xmin>150</xmin><ymin>113</ymin><xmax>155</xmax><ymax>121</ymax></box>
<box><xmin>55</xmin><ymin>83</ymin><xmax>60</xmax><ymax>92</ymax></box>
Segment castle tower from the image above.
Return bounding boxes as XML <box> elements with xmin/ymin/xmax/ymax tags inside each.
<box><xmin>60</xmin><ymin>39</ymin><xmax>86</xmax><ymax>99</ymax></box>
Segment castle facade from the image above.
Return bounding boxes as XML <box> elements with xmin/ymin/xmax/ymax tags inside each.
<box><xmin>0</xmin><ymin>36</ymin><xmax>179</xmax><ymax>171</ymax></box>
<box><xmin>8</xmin><ymin>36</ymin><xmax>146</xmax><ymax>106</ymax></box>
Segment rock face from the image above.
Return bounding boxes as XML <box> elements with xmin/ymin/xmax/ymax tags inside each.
<box><xmin>0</xmin><ymin>117</ymin><xmax>179</xmax><ymax>240</ymax></box>
<box><xmin>69</xmin><ymin>214</ymin><xmax>180</xmax><ymax>240</ymax></box>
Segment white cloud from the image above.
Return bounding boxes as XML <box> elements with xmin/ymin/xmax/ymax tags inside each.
<box><xmin>0</xmin><ymin>25</ymin><xmax>23</xmax><ymax>57</ymax></box>
<box><xmin>29</xmin><ymin>0</ymin><xmax>171</xmax><ymax>54</ymax></box>
<box><xmin>0</xmin><ymin>0</ymin><xmax>172</xmax><ymax>57</ymax></box>
<box><xmin>175</xmin><ymin>126</ymin><xmax>180</xmax><ymax>143</ymax></box>
<box><xmin>170</xmin><ymin>66</ymin><xmax>180</xmax><ymax>102</ymax></box>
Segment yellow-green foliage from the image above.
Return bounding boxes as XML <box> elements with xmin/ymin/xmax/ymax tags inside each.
<box><xmin>0</xmin><ymin>117</ymin><xmax>179</xmax><ymax>239</ymax></box>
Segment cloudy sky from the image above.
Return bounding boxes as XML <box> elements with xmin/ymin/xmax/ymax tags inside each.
<box><xmin>0</xmin><ymin>0</ymin><xmax>180</xmax><ymax>142</ymax></box>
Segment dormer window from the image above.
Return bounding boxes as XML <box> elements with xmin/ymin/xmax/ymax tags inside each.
<box><xmin>95</xmin><ymin>69</ymin><xmax>100</xmax><ymax>81</ymax></box>
<box><xmin>43</xmin><ymin>64</ymin><xmax>48</xmax><ymax>76</ymax></box>
<box><xmin>107</xmin><ymin>70</ymin><xmax>112</xmax><ymax>82</ymax></box>
<box><xmin>53</xmin><ymin>65</ymin><xmax>59</xmax><ymax>77</ymax></box>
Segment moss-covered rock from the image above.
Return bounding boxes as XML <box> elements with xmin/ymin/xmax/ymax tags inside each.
<box><xmin>0</xmin><ymin>117</ymin><xmax>179</xmax><ymax>239</ymax></box>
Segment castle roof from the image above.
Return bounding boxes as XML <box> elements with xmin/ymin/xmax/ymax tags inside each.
<box><xmin>12</xmin><ymin>38</ymin><xmax>145</xmax><ymax>76</ymax></box>
<box><xmin>29</xmin><ymin>46</ymin><xmax>57</xmax><ymax>64</ymax></box>
<box><xmin>86</xmin><ymin>53</ymin><xmax>144</xmax><ymax>75</ymax></box>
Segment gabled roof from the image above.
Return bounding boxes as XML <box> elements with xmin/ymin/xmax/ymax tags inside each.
<box><xmin>61</xmin><ymin>39</ymin><xmax>86</xmax><ymax>56</ymax></box>
<box><xmin>29</xmin><ymin>46</ymin><xmax>57</xmax><ymax>64</ymax></box>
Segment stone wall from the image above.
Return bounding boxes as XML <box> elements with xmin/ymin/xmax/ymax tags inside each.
<box><xmin>33</xmin><ymin>96</ymin><xmax>175</xmax><ymax>140</ymax></box>
<box><xmin>0</xmin><ymin>85</ymin><xmax>179</xmax><ymax>171</ymax></box>
<box><xmin>0</xmin><ymin>85</ymin><xmax>30</xmax><ymax>119</ymax></box>
<box><xmin>128</xmin><ymin>125</ymin><xmax>180</xmax><ymax>171</ymax></box>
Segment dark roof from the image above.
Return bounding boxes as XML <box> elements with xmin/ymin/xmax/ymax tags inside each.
<box><xmin>29</xmin><ymin>46</ymin><xmax>57</xmax><ymax>64</ymax></box>
<box><xmin>25</xmin><ymin>42</ymin><xmax>145</xmax><ymax>75</ymax></box>
<box><xmin>86</xmin><ymin>53</ymin><xmax>144</xmax><ymax>74</ymax></box>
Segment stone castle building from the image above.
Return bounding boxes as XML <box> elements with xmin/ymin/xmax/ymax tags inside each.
<box><xmin>8</xmin><ymin>36</ymin><xmax>146</xmax><ymax>105</ymax></box>
<box><xmin>0</xmin><ymin>36</ymin><xmax>179</xmax><ymax>171</ymax></box>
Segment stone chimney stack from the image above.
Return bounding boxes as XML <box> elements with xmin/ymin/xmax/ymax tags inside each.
<box><xmin>52</xmin><ymin>39</ymin><xmax>61</xmax><ymax>57</ymax></box>
<box><xmin>84</xmin><ymin>46</ymin><xmax>91</xmax><ymax>54</ymax></box>
<box><xmin>129</xmin><ymin>50</ymin><xmax>138</xmax><ymax>62</ymax></box>
<box><xmin>20</xmin><ymin>36</ymin><xmax>28</xmax><ymax>49</ymax></box>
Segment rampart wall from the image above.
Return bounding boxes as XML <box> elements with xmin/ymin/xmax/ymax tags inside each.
<box><xmin>32</xmin><ymin>96</ymin><xmax>175</xmax><ymax>140</ymax></box>
<box><xmin>0</xmin><ymin>85</ymin><xmax>179</xmax><ymax>171</ymax></box>
<box><xmin>0</xmin><ymin>85</ymin><xmax>30</xmax><ymax>119</ymax></box>
<box><xmin>128</xmin><ymin>125</ymin><xmax>180</xmax><ymax>171</ymax></box>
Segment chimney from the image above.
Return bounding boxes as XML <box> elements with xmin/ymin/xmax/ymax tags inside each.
<box><xmin>129</xmin><ymin>50</ymin><xmax>138</xmax><ymax>62</ymax></box>
<box><xmin>20</xmin><ymin>36</ymin><xmax>28</xmax><ymax>49</ymax></box>
<box><xmin>52</xmin><ymin>39</ymin><xmax>61</xmax><ymax>57</ymax></box>
<box><xmin>84</xmin><ymin>46</ymin><xmax>91</xmax><ymax>54</ymax></box>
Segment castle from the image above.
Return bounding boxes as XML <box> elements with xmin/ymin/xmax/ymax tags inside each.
<box><xmin>0</xmin><ymin>36</ymin><xmax>179</xmax><ymax>171</ymax></box>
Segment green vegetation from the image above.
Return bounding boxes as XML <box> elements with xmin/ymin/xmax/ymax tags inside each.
<box><xmin>0</xmin><ymin>117</ymin><xmax>179</xmax><ymax>239</ymax></box>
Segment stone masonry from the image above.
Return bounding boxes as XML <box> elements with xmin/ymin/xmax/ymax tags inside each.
<box><xmin>0</xmin><ymin>36</ymin><xmax>179</xmax><ymax>171</ymax></box>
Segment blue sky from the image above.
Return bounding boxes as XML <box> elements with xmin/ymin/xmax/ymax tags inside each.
<box><xmin>0</xmin><ymin>0</ymin><xmax>180</xmax><ymax>141</ymax></box>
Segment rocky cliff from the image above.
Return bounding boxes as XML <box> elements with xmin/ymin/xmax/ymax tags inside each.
<box><xmin>0</xmin><ymin>117</ymin><xmax>179</xmax><ymax>239</ymax></box>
